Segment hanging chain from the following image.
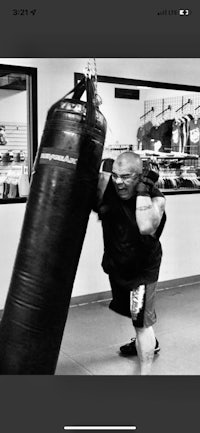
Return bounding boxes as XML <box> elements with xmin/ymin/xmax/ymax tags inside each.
<box><xmin>83</xmin><ymin>58</ymin><xmax>92</xmax><ymax>79</ymax></box>
<box><xmin>83</xmin><ymin>58</ymin><xmax>102</xmax><ymax>107</ymax></box>
<box><xmin>93</xmin><ymin>58</ymin><xmax>98</xmax><ymax>98</ymax></box>
<box><xmin>93</xmin><ymin>58</ymin><xmax>102</xmax><ymax>107</ymax></box>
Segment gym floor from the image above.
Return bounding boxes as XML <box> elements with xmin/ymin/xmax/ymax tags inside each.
<box><xmin>56</xmin><ymin>281</ymin><xmax>200</xmax><ymax>375</ymax></box>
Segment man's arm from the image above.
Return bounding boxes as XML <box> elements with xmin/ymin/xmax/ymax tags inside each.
<box><xmin>92</xmin><ymin>171</ymin><xmax>111</xmax><ymax>213</ymax></box>
<box><xmin>136</xmin><ymin>195</ymin><xmax>166</xmax><ymax>235</ymax></box>
<box><xmin>135</xmin><ymin>160</ymin><xmax>166</xmax><ymax>235</ymax></box>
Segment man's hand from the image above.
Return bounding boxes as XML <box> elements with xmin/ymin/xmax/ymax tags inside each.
<box><xmin>136</xmin><ymin>160</ymin><xmax>159</xmax><ymax>196</ymax></box>
<box><xmin>135</xmin><ymin>161</ymin><xmax>165</xmax><ymax>235</ymax></box>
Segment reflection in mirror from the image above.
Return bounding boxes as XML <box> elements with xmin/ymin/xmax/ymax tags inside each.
<box><xmin>75</xmin><ymin>73</ymin><xmax>200</xmax><ymax>193</ymax></box>
<box><xmin>0</xmin><ymin>67</ymin><xmax>37</xmax><ymax>202</ymax></box>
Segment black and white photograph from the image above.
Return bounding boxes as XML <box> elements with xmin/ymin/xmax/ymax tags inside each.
<box><xmin>0</xmin><ymin>58</ymin><xmax>200</xmax><ymax>376</ymax></box>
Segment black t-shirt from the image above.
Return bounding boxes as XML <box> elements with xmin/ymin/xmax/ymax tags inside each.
<box><xmin>158</xmin><ymin>119</ymin><xmax>173</xmax><ymax>152</ymax></box>
<box><xmin>98</xmin><ymin>178</ymin><xmax>166</xmax><ymax>290</ymax></box>
<box><xmin>137</xmin><ymin>121</ymin><xmax>154</xmax><ymax>150</ymax></box>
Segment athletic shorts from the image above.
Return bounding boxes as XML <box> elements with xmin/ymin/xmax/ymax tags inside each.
<box><xmin>109</xmin><ymin>276</ymin><xmax>157</xmax><ymax>328</ymax></box>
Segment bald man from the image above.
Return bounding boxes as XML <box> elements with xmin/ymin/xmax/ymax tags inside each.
<box><xmin>95</xmin><ymin>152</ymin><xmax>166</xmax><ymax>375</ymax></box>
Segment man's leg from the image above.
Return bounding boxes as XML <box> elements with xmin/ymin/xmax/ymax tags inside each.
<box><xmin>135</xmin><ymin>325</ymin><xmax>156</xmax><ymax>375</ymax></box>
<box><xmin>130</xmin><ymin>282</ymin><xmax>157</xmax><ymax>374</ymax></box>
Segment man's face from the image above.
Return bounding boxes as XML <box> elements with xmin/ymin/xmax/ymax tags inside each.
<box><xmin>111</xmin><ymin>160</ymin><xmax>139</xmax><ymax>200</ymax></box>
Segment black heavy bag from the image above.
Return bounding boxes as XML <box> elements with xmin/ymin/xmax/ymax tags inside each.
<box><xmin>0</xmin><ymin>76</ymin><xmax>107</xmax><ymax>374</ymax></box>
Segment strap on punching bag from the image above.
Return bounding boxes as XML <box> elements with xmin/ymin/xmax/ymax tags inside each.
<box><xmin>47</xmin><ymin>75</ymin><xmax>97</xmax><ymax>129</ymax></box>
<box><xmin>85</xmin><ymin>76</ymin><xmax>96</xmax><ymax>127</ymax></box>
<box><xmin>67</xmin><ymin>77</ymin><xmax>87</xmax><ymax>100</ymax></box>
<box><xmin>63</xmin><ymin>75</ymin><xmax>97</xmax><ymax>127</ymax></box>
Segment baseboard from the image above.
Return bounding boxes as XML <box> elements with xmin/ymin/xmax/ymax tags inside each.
<box><xmin>156</xmin><ymin>274</ymin><xmax>200</xmax><ymax>290</ymax></box>
<box><xmin>70</xmin><ymin>274</ymin><xmax>200</xmax><ymax>306</ymax></box>
<box><xmin>70</xmin><ymin>290</ymin><xmax>112</xmax><ymax>306</ymax></box>
<box><xmin>0</xmin><ymin>274</ymin><xmax>200</xmax><ymax>314</ymax></box>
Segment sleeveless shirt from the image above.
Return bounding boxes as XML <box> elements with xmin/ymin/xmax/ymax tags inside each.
<box><xmin>98</xmin><ymin>178</ymin><xmax>166</xmax><ymax>291</ymax></box>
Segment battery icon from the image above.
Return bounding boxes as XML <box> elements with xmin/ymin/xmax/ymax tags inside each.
<box><xmin>179</xmin><ymin>9</ymin><xmax>189</xmax><ymax>15</ymax></box>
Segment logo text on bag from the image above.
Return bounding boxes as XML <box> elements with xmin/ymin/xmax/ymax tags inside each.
<box><xmin>39</xmin><ymin>147</ymin><xmax>78</xmax><ymax>168</ymax></box>
<box><xmin>40</xmin><ymin>152</ymin><xmax>77</xmax><ymax>165</ymax></box>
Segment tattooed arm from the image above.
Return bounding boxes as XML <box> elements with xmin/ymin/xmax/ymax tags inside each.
<box><xmin>136</xmin><ymin>195</ymin><xmax>166</xmax><ymax>235</ymax></box>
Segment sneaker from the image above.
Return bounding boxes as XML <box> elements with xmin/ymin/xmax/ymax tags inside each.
<box><xmin>120</xmin><ymin>337</ymin><xmax>160</xmax><ymax>356</ymax></box>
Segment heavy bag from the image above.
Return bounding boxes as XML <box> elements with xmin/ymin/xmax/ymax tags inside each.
<box><xmin>0</xmin><ymin>76</ymin><xmax>107</xmax><ymax>374</ymax></box>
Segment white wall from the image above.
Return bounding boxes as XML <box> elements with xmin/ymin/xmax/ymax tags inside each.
<box><xmin>2</xmin><ymin>58</ymin><xmax>200</xmax><ymax>139</ymax></box>
<box><xmin>0</xmin><ymin>203</ymin><xmax>26</xmax><ymax>307</ymax></box>
<box><xmin>160</xmin><ymin>194</ymin><xmax>200</xmax><ymax>282</ymax></box>
<box><xmin>97</xmin><ymin>82</ymin><xmax>144</xmax><ymax>146</ymax></box>
<box><xmin>1</xmin><ymin>193</ymin><xmax>200</xmax><ymax>307</ymax></box>
<box><xmin>73</xmin><ymin>194</ymin><xmax>200</xmax><ymax>298</ymax></box>
<box><xmin>1</xmin><ymin>58</ymin><xmax>200</xmax><ymax>308</ymax></box>
<box><xmin>0</xmin><ymin>89</ymin><xmax>27</xmax><ymax>123</ymax></box>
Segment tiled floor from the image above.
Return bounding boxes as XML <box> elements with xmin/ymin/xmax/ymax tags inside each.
<box><xmin>55</xmin><ymin>282</ymin><xmax>200</xmax><ymax>375</ymax></box>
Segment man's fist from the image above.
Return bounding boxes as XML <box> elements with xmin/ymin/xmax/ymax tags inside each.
<box><xmin>142</xmin><ymin>160</ymin><xmax>159</xmax><ymax>186</ymax></box>
<box><xmin>136</xmin><ymin>160</ymin><xmax>159</xmax><ymax>196</ymax></box>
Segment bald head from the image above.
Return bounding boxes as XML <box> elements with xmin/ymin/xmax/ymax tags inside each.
<box><xmin>112</xmin><ymin>152</ymin><xmax>142</xmax><ymax>200</ymax></box>
<box><xmin>113</xmin><ymin>151</ymin><xmax>143</xmax><ymax>175</ymax></box>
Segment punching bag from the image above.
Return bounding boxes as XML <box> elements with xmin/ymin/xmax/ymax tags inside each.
<box><xmin>0</xmin><ymin>75</ymin><xmax>107</xmax><ymax>374</ymax></box>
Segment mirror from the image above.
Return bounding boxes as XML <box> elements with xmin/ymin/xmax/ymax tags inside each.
<box><xmin>75</xmin><ymin>73</ymin><xmax>200</xmax><ymax>192</ymax></box>
<box><xmin>0</xmin><ymin>65</ymin><xmax>37</xmax><ymax>202</ymax></box>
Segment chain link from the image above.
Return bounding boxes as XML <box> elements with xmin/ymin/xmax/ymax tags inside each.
<box><xmin>93</xmin><ymin>58</ymin><xmax>102</xmax><ymax>107</ymax></box>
